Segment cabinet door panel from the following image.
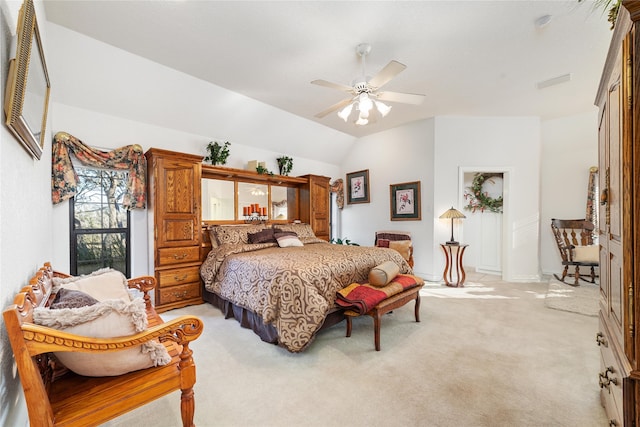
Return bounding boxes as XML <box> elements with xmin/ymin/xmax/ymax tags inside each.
<box><xmin>158</xmin><ymin>159</ymin><xmax>197</xmax><ymax>216</ymax></box>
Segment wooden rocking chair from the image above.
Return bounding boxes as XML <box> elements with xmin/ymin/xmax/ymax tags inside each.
<box><xmin>550</xmin><ymin>218</ymin><xmax>599</xmax><ymax>286</ymax></box>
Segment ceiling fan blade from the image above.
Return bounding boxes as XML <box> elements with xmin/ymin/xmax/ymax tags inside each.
<box><xmin>311</xmin><ymin>79</ymin><xmax>354</xmax><ymax>93</ymax></box>
<box><xmin>368</xmin><ymin>60</ymin><xmax>407</xmax><ymax>89</ymax></box>
<box><xmin>314</xmin><ymin>98</ymin><xmax>354</xmax><ymax>118</ymax></box>
<box><xmin>376</xmin><ymin>91</ymin><xmax>426</xmax><ymax>105</ymax></box>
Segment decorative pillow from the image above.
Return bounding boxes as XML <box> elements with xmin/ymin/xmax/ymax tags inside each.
<box><xmin>389</xmin><ymin>240</ymin><xmax>412</xmax><ymax>262</ymax></box>
<box><xmin>50</xmin><ymin>288</ymin><xmax>99</xmax><ymax>309</ymax></box>
<box><xmin>34</xmin><ymin>298</ymin><xmax>171</xmax><ymax>377</ymax></box>
<box><xmin>213</xmin><ymin>224</ymin><xmax>268</xmax><ymax>245</ymax></box>
<box><xmin>275</xmin><ymin>232</ymin><xmax>304</xmax><ymax>247</ymax></box>
<box><xmin>248</xmin><ymin>228</ymin><xmax>277</xmax><ymax>244</ymax></box>
<box><xmin>574</xmin><ymin>245</ymin><xmax>599</xmax><ymax>263</ymax></box>
<box><xmin>369</xmin><ymin>261</ymin><xmax>401</xmax><ymax>287</ymax></box>
<box><xmin>208</xmin><ymin>226</ymin><xmax>220</xmax><ymax>249</ymax></box>
<box><xmin>274</xmin><ymin>223</ymin><xmax>316</xmax><ymax>239</ymax></box>
<box><xmin>376</xmin><ymin>239</ymin><xmax>390</xmax><ymax>248</ymax></box>
<box><xmin>53</xmin><ymin>268</ymin><xmax>131</xmax><ymax>302</ymax></box>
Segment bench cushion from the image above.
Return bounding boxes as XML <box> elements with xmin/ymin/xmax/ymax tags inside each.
<box><xmin>369</xmin><ymin>261</ymin><xmax>400</xmax><ymax>286</ymax></box>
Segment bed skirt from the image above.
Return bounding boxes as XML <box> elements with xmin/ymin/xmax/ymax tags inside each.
<box><xmin>202</xmin><ymin>290</ymin><xmax>346</xmax><ymax>347</ymax></box>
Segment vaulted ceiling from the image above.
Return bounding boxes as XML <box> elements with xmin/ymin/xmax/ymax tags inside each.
<box><xmin>44</xmin><ymin>1</ymin><xmax>613</xmax><ymax>138</ymax></box>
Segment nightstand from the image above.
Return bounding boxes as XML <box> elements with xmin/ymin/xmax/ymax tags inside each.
<box><xmin>440</xmin><ymin>243</ymin><xmax>469</xmax><ymax>287</ymax></box>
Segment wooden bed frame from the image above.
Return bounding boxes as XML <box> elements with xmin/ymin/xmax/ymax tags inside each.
<box><xmin>3</xmin><ymin>263</ymin><xmax>203</xmax><ymax>427</ymax></box>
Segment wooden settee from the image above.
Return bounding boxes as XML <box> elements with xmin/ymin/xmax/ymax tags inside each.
<box><xmin>3</xmin><ymin>262</ymin><xmax>204</xmax><ymax>427</ymax></box>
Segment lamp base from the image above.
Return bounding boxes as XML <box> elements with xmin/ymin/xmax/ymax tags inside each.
<box><xmin>446</xmin><ymin>240</ymin><xmax>459</xmax><ymax>245</ymax></box>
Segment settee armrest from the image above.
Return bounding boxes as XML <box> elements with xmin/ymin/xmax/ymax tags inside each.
<box><xmin>20</xmin><ymin>315</ymin><xmax>203</xmax><ymax>357</ymax></box>
<box><xmin>127</xmin><ymin>276</ymin><xmax>156</xmax><ymax>310</ymax></box>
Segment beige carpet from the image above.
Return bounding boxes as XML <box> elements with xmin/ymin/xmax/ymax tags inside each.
<box><xmin>544</xmin><ymin>278</ymin><xmax>599</xmax><ymax>317</ymax></box>
<box><xmin>102</xmin><ymin>275</ymin><xmax>607</xmax><ymax>427</ymax></box>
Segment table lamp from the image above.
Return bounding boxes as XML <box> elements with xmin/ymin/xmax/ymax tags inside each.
<box><xmin>439</xmin><ymin>207</ymin><xmax>466</xmax><ymax>245</ymax></box>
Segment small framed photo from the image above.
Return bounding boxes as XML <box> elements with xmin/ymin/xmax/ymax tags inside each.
<box><xmin>346</xmin><ymin>169</ymin><xmax>370</xmax><ymax>204</ymax></box>
<box><xmin>390</xmin><ymin>181</ymin><xmax>421</xmax><ymax>221</ymax></box>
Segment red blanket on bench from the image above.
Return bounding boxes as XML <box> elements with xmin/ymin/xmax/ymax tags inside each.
<box><xmin>335</xmin><ymin>274</ymin><xmax>423</xmax><ymax>315</ymax></box>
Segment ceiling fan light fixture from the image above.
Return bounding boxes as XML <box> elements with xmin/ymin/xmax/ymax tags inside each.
<box><xmin>337</xmin><ymin>103</ymin><xmax>353</xmax><ymax>122</ymax></box>
<box><xmin>355</xmin><ymin>116</ymin><xmax>369</xmax><ymax>126</ymax></box>
<box><xmin>374</xmin><ymin>100</ymin><xmax>392</xmax><ymax>117</ymax></box>
<box><xmin>358</xmin><ymin>93</ymin><xmax>373</xmax><ymax>114</ymax></box>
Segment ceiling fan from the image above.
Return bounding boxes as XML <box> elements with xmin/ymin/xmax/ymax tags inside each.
<box><xmin>311</xmin><ymin>43</ymin><xmax>425</xmax><ymax>125</ymax></box>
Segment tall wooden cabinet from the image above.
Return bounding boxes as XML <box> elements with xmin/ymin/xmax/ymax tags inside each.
<box><xmin>146</xmin><ymin>149</ymin><xmax>203</xmax><ymax>312</ymax></box>
<box><xmin>299</xmin><ymin>174</ymin><xmax>331</xmax><ymax>241</ymax></box>
<box><xmin>300</xmin><ymin>175</ymin><xmax>331</xmax><ymax>241</ymax></box>
<box><xmin>596</xmin><ymin>4</ymin><xmax>640</xmax><ymax>425</ymax></box>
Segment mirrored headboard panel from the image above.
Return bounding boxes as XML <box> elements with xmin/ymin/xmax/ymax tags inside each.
<box><xmin>201</xmin><ymin>164</ymin><xmax>308</xmax><ymax>224</ymax></box>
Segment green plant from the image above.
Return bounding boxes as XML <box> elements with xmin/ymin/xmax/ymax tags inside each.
<box><xmin>256</xmin><ymin>164</ymin><xmax>274</xmax><ymax>175</ymax></box>
<box><xmin>204</xmin><ymin>141</ymin><xmax>230</xmax><ymax>165</ymax></box>
<box><xmin>330</xmin><ymin>237</ymin><xmax>360</xmax><ymax>246</ymax></box>
<box><xmin>579</xmin><ymin>0</ymin><xmax>621</xmax><ymax>29</ymax></box>
<box><xmin>276</xmin><ymin>156</ymin><xmax>293</xmax><ymax>176</ymax></box>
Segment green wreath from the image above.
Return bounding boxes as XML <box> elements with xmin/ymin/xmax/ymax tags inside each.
<box><xmin>464</xmin><ymin>173</ymin><xmax>503</xmax><ymax>213</ymax></box>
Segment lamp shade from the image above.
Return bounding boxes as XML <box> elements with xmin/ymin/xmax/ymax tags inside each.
<box><xmin>439</xmin><ymin>207</ymin><xmax>465</xmax><ymax>245</ymax></box>
<box><xmin>439</xmin><ymin>207</ymin><xmax>466</xmax><ymax>220</ymax></box>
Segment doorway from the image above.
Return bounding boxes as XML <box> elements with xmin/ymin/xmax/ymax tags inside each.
<box><xmin>458</xmin><ymin>167</ymin><xmax>512</xmax><ymax>280</ymax></box>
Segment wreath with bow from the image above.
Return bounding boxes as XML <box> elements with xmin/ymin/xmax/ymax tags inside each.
<box><xmin>464</xmin><ymin>173</ymin><xmax>503</xmax><ymax>213</ymax></box>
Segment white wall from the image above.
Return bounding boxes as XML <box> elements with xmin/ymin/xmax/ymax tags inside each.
<box><xmin>540</xmin><ymin>110</ymin><xmax>599</xmax><ymax>276</ymax></box>
<box><xmin>339</xmin><ymin>119</ymin><xmax>435</xmax><ymax>278</ymax></box>
<box><xmin>1</xmin><ymin>1</ymin><xmax>53</xmax><ymax>425</ymax></box>
<box><xmin>433</xmin><ymin>116</ymin><xmax>541</xmax><ymax>282</ymax></box>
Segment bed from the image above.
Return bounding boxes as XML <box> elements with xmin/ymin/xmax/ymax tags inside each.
<box><xmin>200</xmin><ymin>223</ymin><xmax>412</xmax><ymax>352</ymax></box>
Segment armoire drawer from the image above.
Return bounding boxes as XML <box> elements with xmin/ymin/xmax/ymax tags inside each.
<box><xmin>157</xmin><ymin>282</ymin><xmax>201</xmax><ymax>305</ymax></box>
<box><xmin>157</xmin><ymin>246</ymin><xmax>200</xmax><ymax>266</ymax></box>
<box><xmin>158</xmin><ymin>266</ymin><xmax>201</xmax><ymax>288</ymax></box>
<box><xmin>598</xmin><ymin>324</ymin><xmax>623</xmax><ymax>423</ymax></box>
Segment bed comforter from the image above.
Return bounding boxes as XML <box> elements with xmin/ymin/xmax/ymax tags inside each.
<box><xmin>200</xmin><ymin>239</ymin><xmax>412</xmax><ymax>352</ymax></box>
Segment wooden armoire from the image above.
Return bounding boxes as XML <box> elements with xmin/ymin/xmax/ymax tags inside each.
<box><xmin>145</xmin><ymin>148</ymin><xmax>203</xmax><ymax>312</ymax></box>
<box><xmin>596</xmin><ymin>3</ymin><xmax>640</xmax><ymax>425</ymax></box>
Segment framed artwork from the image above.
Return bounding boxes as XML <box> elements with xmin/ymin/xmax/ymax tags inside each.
<box><xmin>4</xmin><ymin>0</ymin><xmax>51</xmax><ymax>160</ymax></box>
<box><xmin>346</xmin><ymin>169</ymin><xmax>370</xmax><ymax>204</ymax></box>
<box><xmin>390</xmin><ymin>181</ymin><xmax>421</xmax><ymax>221</ymax></box>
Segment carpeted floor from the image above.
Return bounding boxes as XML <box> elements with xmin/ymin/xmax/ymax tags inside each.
<box><xmin>544</xmin><ymin>278</ymin><xmax>599</xmax><ymax>317</ymax></box>
<box><xmin>103</xmin><ymin>273</ymin><xmax>607</xmax><ymax>427</ymax></box>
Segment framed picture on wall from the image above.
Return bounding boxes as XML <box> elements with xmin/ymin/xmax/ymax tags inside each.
<box><xmin>346</xmin><ymin>169</ymin><xmax>370</xmax><ymax>204</ymax></box>
<box><xmin>390</xmin><ymin>181</ymin><xmax>421</xmax><ymax>221</ymax></box>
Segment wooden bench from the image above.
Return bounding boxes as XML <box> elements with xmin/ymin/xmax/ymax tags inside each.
<box><xmin>3</xmin><ymin>262</ymin><xmax>204</xmax><ymax>427</ymax></box>
<box><xmin>345</xmin><ymin>286</ymin><xmax>421</xmax><ymax>351</ymax></box>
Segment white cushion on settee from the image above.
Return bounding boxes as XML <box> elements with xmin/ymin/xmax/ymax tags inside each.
<box><xmin>33</xmin><ymin>269</ymin><xmax>170</xmax><ymax>377</ymax></box>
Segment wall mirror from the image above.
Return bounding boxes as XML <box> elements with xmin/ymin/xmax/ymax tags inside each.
<box><xmin>4</xmin><ymin>0</ymin><xmax>51</xmax><ymax>159</ymax></box>
<box><xmin>202</xmin><ymin>178</ymin><xmax>235</xmax><ymax>221</ymax></box>
<box><xmin>271</xmin><ymin>186</ymin><xmax>289</xmax><ymax>220</ymax></box>
<box><xmin>237</xmin><ymin>182</ymin><xmax>269</xmax><ymax>219</ymax></box>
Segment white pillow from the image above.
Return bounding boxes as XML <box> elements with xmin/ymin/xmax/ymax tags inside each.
<box><xmin>574</xmin><ymin>245</ymin><xmax>599</xmax><ymax>263</ymax></box>
<box><xmin>275</xmin><ymin>233</ymin><xmax>304</xmax><ymax>247</ymax></box>
<box><xmin>35</xmin><ymin>275</ymin><xmax>171</xmax><ymax>377</ymax></box>
<box><xmin>53</xmin><ymin>268</ymin><xmax>131</xmax><ymax>302</ymax></box>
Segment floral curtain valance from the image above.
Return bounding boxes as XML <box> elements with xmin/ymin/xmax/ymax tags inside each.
<box><xmin>330</xmin><ymin>178</ymin><xmax>344</xmax><ymax>209</ymax></box>
<box><xmin>52</xmin><ymin>131</ymin><xmax>147</xmax><ymax>209</ymax></box>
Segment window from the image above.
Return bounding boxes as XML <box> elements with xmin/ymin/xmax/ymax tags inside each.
<box><xmin>70</xmin><ymin>167</ymin><xmax>130</xmax><ymax>276</ymax></box>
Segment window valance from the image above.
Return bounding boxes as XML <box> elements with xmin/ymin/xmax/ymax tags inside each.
<box><xmin>51</xmin><ymin>131</ymin><xmax>146</xmax><ymax>209</ymax></box>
